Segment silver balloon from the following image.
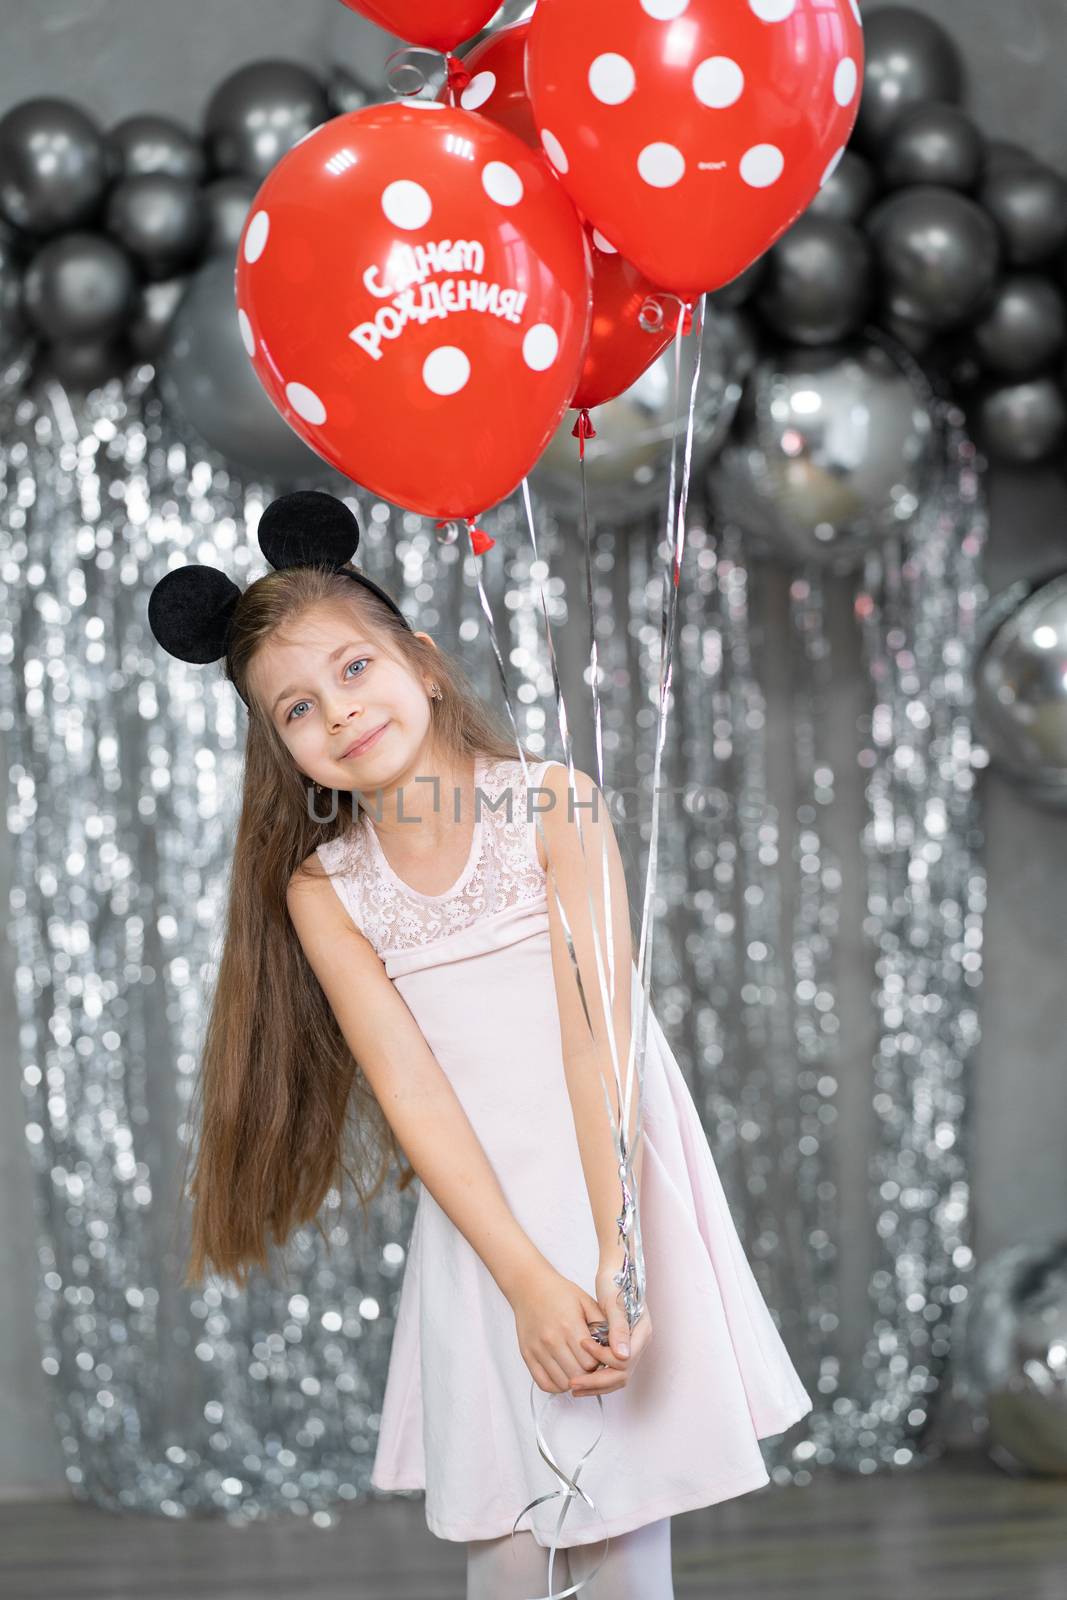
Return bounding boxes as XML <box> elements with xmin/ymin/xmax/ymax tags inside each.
<box><xmin>984</xmin><ymin>140</ymin><xmax>1041</xmax><ymax>178</ymax></box>
<box><xmin>853</xmin><ymin>6</ymin><xmax>962</xmax><ymax>154</ymax></box>
<box><xmin>158</xmin><ymin>255</ymin><xmax>329</xmax><ymax>481</ymax></box>
<box><xmin>128</xmin><ymin>275</ymin><xmax>189</xmax><ymax>360</ymax></box>
<box><xmin>970</xmin><ymin>276</ymin><xmax>1067</xmax><ymax>379</ymax></box>
<box><xmin>0</xmin><ymin>96</ymin><xmax>108</xmax><ymax>235</ymax></box>
<box><xmin>201</xmin><ymin>176</ymin><xmax>256</xmax><ymax>257</ymax></box>
<box><xmin>880</xmin><ymin>103</ymin><xmax>985</xmax><ymax>191</ymax></box>
<box><xmin>865</xmin><ymin>184</ymin><xmax>1001</xmax><ymax>329</ymax></box>
<box><xmin>105</xmin><ymin>174</ymin><xmax>207</xmax><ymax>280</ymax></box>
<box><xmin>977</xmin><ymin>376</ymin><xmax>1067</xmax><ymax>466</ymax></box>
<box><xmin>41</xmin><ymin>335</ymin><xmax>125</xmax><ymax>393</ymax></box>
<box><xmin>974</xmin><ymin>574</ymin><xmax>1067</xmax><ymax>807</ymax></box>
<box><xmin>806</xmin><ymin>149</ymin><xmax>878</xmax><ymax>223</ymax></box>
<box><xmin>203</xmin><ymin>60</ymin><xmax>330</xmax><ymax>182</ymax></box>
<box><xmin>0</xmin><ymin>218</ymin><xmax>33</xmax><ymax>399</ymax></box>
<box><xmin>22</xmin><ymin>231</ymin><xmax>137</xmax><ymax>342</ymax></box>
<box><xmin>529</xmin><ymin>305</ymin><xmax>755</xmax><ymax>524</ymax></box>
<box><xmin>979</xmin><ymin>166</ymin><xmax>1067</xmax><ymax>268</ymax></box>
<box><xmin>709</xmin><ymin>253</ymin><xmax>767</xmax><ymax>311</ymax></box>
<box><xmin>327</xmin><ymin>65</ymin><xmax>372</xmax><ymax>117</ymax></box>
<box><xmin>105</xmin><ymin>113</ymin><xmax>206</xmax><ymax>184</ymax></box>
<box><xmin>707</xmin><ymin>336</ymin><xmax>937</xmax><ymax>572</ymax></box>
<box><xmin>755</xmin><ymin>216</ymin><xmax>872</xmax><ymax>345</ymax></box>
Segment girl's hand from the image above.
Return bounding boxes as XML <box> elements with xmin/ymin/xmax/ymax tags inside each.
<box><xmin>511</xmin><ymin>1262</ymin><xmax>624</xmax><ymax>1395</ymax></box>
<box><xmin>570</xmin><ymin>1261</ymin><xmax>653</xmax><ymax>1399</ymax></box>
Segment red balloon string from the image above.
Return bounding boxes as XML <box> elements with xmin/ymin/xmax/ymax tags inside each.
<box><xmin>571</xmin><ymin>407</ymin><xmax>597</xmax><ymax>461</ymax></box>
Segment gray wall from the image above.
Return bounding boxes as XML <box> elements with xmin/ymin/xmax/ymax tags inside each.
<box><xmin>3</xmin><ymin>0</ymin><xmax>1067</xmax><ymax>1498</ymax></box>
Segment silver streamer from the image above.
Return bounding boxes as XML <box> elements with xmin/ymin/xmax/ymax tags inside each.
<box><xmin>0</xmin><ymin>359</ymin><xmax>986</xmax><ymax>1520</ymax></box>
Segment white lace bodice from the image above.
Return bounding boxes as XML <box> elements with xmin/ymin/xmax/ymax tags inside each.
<box><xmin>316</xmin><ymin>754</ymin><xmax>554</xmax><ymax>957</ymax></box>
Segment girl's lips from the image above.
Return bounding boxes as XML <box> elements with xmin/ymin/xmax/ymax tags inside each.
<box><xmin>342</xmin><ymin>721</ymin><xmax>389</xmax><ymax>758</ymax></box>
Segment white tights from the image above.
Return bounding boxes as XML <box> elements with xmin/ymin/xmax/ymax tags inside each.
<box><xmin>465</xmin><ymin>1516</ymin><xmax>673</xmax><ymax>1600</ymax></box>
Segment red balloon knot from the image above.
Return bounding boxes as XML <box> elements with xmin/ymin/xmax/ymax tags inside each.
<box><xmin>571</xmin><ymin>407</ymin><xmax>598</xmax><ymax>461</ymax></box>
<box><xmin>445</xmin><ymin>54</ymin><xmax>472</xmax><ymax>97</ymax></box>
<box><xmin>467</xmin><ymin>519</ymin><xmax>495</xmax><ymax>555</ymax></box>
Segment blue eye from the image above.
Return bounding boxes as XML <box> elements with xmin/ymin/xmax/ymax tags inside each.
<box><xmin>285</xmin><ymin>658</ymin><xmax>369</xmax><ymax>722</ymax></box>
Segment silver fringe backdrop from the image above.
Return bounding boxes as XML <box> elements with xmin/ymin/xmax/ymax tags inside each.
<box><xmin>0</xmin><ymin>365</ymin><xmax>986</xmax><ymax>1516</ymax></box>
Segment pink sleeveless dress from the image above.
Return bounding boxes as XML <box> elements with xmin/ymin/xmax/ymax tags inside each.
<box><xmin>316</xmin><ymin>753</ymin><xmax>812</xmax><ymax>1549</ymax></box>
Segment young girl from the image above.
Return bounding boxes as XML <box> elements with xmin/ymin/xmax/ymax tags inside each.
<box><xmin>150</xmin><ymin>489</ymin><xmax>812</xmax><ymax>1600</ymax></box>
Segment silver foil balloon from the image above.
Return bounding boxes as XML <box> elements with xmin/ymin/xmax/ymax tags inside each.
<box><xmin>22</xmin><ymin>231</ymin><xmax>137</xmax><ymax>343</ymax></box>
<box><xmin>952</xmin><ymin>1236</ymin><xmax>1067</xmax><ymax>1473</ymax></box>
<box><xmin>105</xmin><ymin>113</ymin><xmax>206</xmax><ymax>185</ymax></box>
<box><xmin>973</xmin><ymin>571</ymin><xmax>1067</xmax><ymax>807</ymax></box>
<box><xmin>880</xmin><ymin>103</ymin><xmax>985</xmax><ymax>191</ymax></box>
<box><xmin>158</xmin><ymin>255</ymin><xmax>330</xmax><ymax>481</ymax></box>
<box><xmin>970</xmin><ymin>276</ymin><xmax>1067</xmax><ymax>379</ymax></box>
<box><xmin>707</xmin><ymin>335</ymin><xmax>937</xmax><ymax>572</ymax></box>
<box><xmin>203</xmin><ymin>60</ymin><xmax>330</xmax><ymax>182</ymax></box>
<box><xmin>0</xmin><ymin>218</ymin><xmax>33</xmax><ymax>399</ymax></box>
<box><xmin>978</xmin><ymin>166</ymin><xmax>1067</xmax><ymax>268</ymax></box>
<box><xmin>805</xmin><ymin>149</ymin><xmax>878</xmax><ymax>224</ymax></box>
<box><xmin>105</xmin><ymin>174</ymin><xmax>208</xmax><ymax>281</ymax></box>
<box><xmin>0</xmin><ymin>96</ymin><xmax>108</xmax><ymax>235</ymax></box>
<box><xmin>865</xmin><ymin>184</ymin><xmax>1002</xmax><ymax>330</ymax></box>
<box><xmin>853</xmin><ymin>5</ymin><xmax>962</xmax><ymax>154</ymax></box>
<box><xmin>755</xmin><ymin>217</ymin><xmax>872</xmax><ymax>346</ymax></box>
<box><xmin>529</xmin><ymin>305</ymin><xmax>755</xmax><ymax>524</ymax></box>
<box><xmin>200</xmin><ymin>176</ymin><xmax>257</xmax><ymax>257</ymax></box>
<box><xmin>977</xmin><ymin>377</ymin><xmax>1067</xmax><ymax>466</ymax></box>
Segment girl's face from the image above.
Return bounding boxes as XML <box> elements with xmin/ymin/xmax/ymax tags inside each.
<box><xmin>248</xmin><ymin>601</ymin><xmax>439</xmax><ymax>792</ymax></box>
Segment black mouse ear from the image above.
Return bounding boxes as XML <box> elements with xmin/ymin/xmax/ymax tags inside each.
<box><xmin>257</xmin><ymin>490</ymin><xmax>361</xmax><ymax>571</ymax></box>
<box><xmin>148</xmin><ymin>565</ymin><xmax>243</xmax><ymax>665</ymax></box>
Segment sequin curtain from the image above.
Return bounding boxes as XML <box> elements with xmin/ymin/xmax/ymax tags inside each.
<box><xmin>0</xmin><ymin>366</ymin><xmax>985</xmax><ymax>1513</ymax></box>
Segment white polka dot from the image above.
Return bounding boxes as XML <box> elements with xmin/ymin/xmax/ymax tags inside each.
<box><xmin>640</xmin><ymin>0</ymin><xmax>688</xmax><ymax>16</ymax></box>
<box><xmin>243</xmin><ymin>210</ymin><xmax>269</xmax><ymax>263</ymax></box>
<box><xmin>819</xmin><ymin>146</ymin><xmax>846</xmax><ymax>188</ymax></box>
<box><xmin>286</xmin><ymin>382</ymin><xmax>327</xmax><ymax>424</ymax></box>
<box><xmin>692</xmin><ymin>56</ymin><xmax>744</xmax><ymax>109</ymax></box>
<box><xmin>461</xmin><ymin>70</ymin><xmax>496</xmax><ymax>110</ymax></box>
<box><xmin>637</xmin><ymin>142</ymin><xmax>686</xmax><ymax>189</ymax></box>
<box><xmin>482</xmin><ymin>160</ymin><xmax>523</xmax><ymax>206</ymax></box>
<box><xmin>522</xmin><ymin>324</ymin><xmax>559</xmax><ymax>371</ymax></box>
<box><xmin>588</xmin><ymin>53</ymin><xmax>636</xmax><ymax>105</ymax></box>
<box><xmin>423</xmin><ymin>346</ymin><xmax>470</xmax><ymax>396</ymax></box>
<box><xmin>748</xmin><ymin>0</ymin><xmax>795</xmax><ymax>18</ymax></box>
<box><xmin>541</xmin><ymin>129</ymin><xmax>569</xmax><ymax>174</ymax></box>
<box><xmin>849</xmin><ymin>0</ymin><xmax>862</xmax><ymax>23</ymax></box>
<box><xmin>833</xmin><ymin>57</ymin><xmax>858</xmax><ymax>106</ymax></box>
<box><xmin>739</xmin><ymin>143</ymin><xmax>785</xmax><ymax>187</ymax></box>
<box><xmin>237</xmin><ymin>307</ymin><xmax>255</xmax><ymax>357</ymax></box>
<box><xmin>591</xmin><ymin>228</ymin><xmax>617</xmax><ymax>254</ymax></box>
<box><xmin>381</xmin><ymin>179</ymin><xmax>432</xmax><ymax>231</ymax></box>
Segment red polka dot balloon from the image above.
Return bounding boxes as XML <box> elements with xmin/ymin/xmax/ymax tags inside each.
<box><xmin>525</xmin><ymin>0</ymin><xmax>865</xmax><ymax>299</ymax></box>
<box><xmin>337</xmin><ymin>0</ymin><xmax>500</xmax><ymax>54</ymax></box>
<box><xmin>235</xmin><ymin>102</ymin><xmax>592</xmax><ymax>520</ymax></box>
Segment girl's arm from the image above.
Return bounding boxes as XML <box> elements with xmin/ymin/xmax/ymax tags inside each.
<box><xmin>288</xmin><ymin>868</ymin><xmax>552</xmax><ymax>1306</ymax></box>
<box><xmin>538</xmin><ymin>764</ymin><xmax>645</xmax><ymax>1270</ymax></box>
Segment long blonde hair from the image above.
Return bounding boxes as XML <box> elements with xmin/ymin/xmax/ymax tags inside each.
<box><xmin>178</xmin><ymin>562</ymin><xmax>538</xmax><ymax>1289</ymax></box>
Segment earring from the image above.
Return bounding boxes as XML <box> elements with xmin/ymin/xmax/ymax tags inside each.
<box><xmin>429</xmin><ymin>681</ymin><xmax>443</xmax><ymax>700</ymax></box>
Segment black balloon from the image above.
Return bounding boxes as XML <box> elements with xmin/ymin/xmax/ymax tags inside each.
<box><xmin>979</xmin><ymin>166</ymin><xmax>1067</xmax><ymax>267</ymax></box>
<box><xmin>106</xmin><ymin>113</ymin><xmax>206</xmax><ymax>184</ymax></box>
<box><xmin>106</xmin><ymin>174</ymin><xmax>207</xmax><ymax>280</ymax></box>
<box><xmin>984</xmin><ymin>140</ymin><xmax>1040</xmax><ymax>178</ymax></box>
<box><xmin>853</xmin><ymin>7</ymin><xmax>963</xmax><ymax>154</ymax></box>
<box><xmin>201</xmin><ymin>176</ymin><xmax>257</xmax><ymax>256</ymax></box>
<box><xmin>23</xmin><ymin>232</ymin><xmax>137</xmax><ymax>342</ymax></box>
<box><xmin>709</xmin><ymin>253</ymin><xmax>767</xmax><ymax>311</ymax></box>
<box><xmin>756</xmin><ymin>216</ymin><xmax>872</xmax><ymax>345</ymax></box>
<box><xmin>807</xmin><ymin>149</ymin><xmax>878</xmax><ymax>223</ymax></box>
<box><xmin>128</xmin><ymin>275</ymin><xmax>189</xmax><ymax>359</ymax></box>
<box><xmin>970</xmin><ymin>276</ymin><xmax>1067</xmax><ymax>378</ymax></box>
<box><xmin>880</xmin><ymin>103</ymin><xmax>985</xmax><ymax>191</ymax></box>
<box><xmin>0</xmin><ymin>218</ymin><xmax>33</xmax><ymax>397</ymax></box>
<box><xmin>41</xmin><ymin>335</ymin><xmax>127</xmax><ymax>392</ymax></box>
<box><xmin>865</xmin><ymin>184</ymin><xmax>1001</xmax><ymax>329</ymax></box>
<box><xmin>978</xmin><ymin>376</ymin><xmax>1067</xmax><ymax>463</ymax></box>
<box><xmin>0</xmin><ymin>97</ymin><xmax>108</xmax><ymax>235</ymax></box>
<box><xmin>203</xmin><ymin>60</ymin><xmax>330</xmax><ymax>181</ymax></box>
<box><xmin>327</xmin><ymin>65</ymin><xmax>371</xmax><ymax>117</ymax></box>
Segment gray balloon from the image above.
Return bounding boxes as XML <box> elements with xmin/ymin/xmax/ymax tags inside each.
<box><xmin>327</xmin><ymin>65</ymin><xmax>372</xmax><ymax>117</ymax></box>
<box><xmin>853</xmin><ymin>7</ymin><xmax>963</xmax><ymax>154</ymax></box>
<box><xmin>23</xmin><ymin>231</ymin><xmax>136</xmax><ymax>342</ymax></box>
<box><xmin>106</xmin><ymin>174</ymin><xmax>207</xmax><ymax>280</ymax></box>
<box><xmin>878</xmin><ymin>311</ymin><xmax>936</xmax><ymax>356</ymax></box>
<box><xmin>201</xmin><ymin>176</ymin><xmax>257</xmax><ymax>257</ymax></box>
<box><xmin>158</xmin><ymin>255</ymin><xmax>329</xmax><ymax>481</ymax></box>
<box><xmin>970</xmin><ymin>276</ymin><xmax>1066</xmax><ymax>378</ymax></box>
<box><xmin>977</xmin><ymin>376</ymin><xmax>1067</xmax><ymax>464</ymax></box>
<box><xmin>105</xmin><ymin>114</ymin><xmax>206</xmax><ymax>184</ymax></box>
<box><xmin>128</xmin><ymin>275</ymin><xmax>189</xmax><ymax>360</ymax></box>
<box><xmin>806</xmin><ymin>149</ymin><xmax>879</xmax><ymax>223</ymax></box>
<box><xmin>41</xmin><ymin>335</ymin><xmax>125</xmax><ymax>393</ymax></box>
<box><xmin>709</xmin><ymin>254</ymin><xmax>767</xmax><ymax>311</ymax></box>
<box><xmin>865</xmin><ymin>184</ymin><xmax>1001</xmax><ymax>328</ymax></box>
<box><xmin>755</xmin><ymin>217</ymin><xmax>872</xmax><ymax>345</ymax></box>
<box><xmin>979</xmin><ymin>165</ymin><xmax>1067</xmax><ymax>267</ymax></box>
<box><xmin>529</xmin><ymin>306</ymin><xmax>756</xmax><ymax>524</ymax></box>
<box><xmin>983</xmin><ymin>139</ymin><xmax>1040</xmax><ymax>178</ymax></box>
<box><xmin>974</xmin><ymin>573</ymin><xmax>1067</xmax><ymax>806</ymax></box>
<box><xmin>0</xmin><ymin>97</ymin><xmax>108</xmax><ymax>235</ymax></box>
<box><xmin>880</xmin><ymin>103</ymin><xmax>985</xmax><ymax>191</ymax></box>
<box><xmin>0</xmin><ymin>219</ymin><xmax>33</xmax><ymax>398</ymax></box>
<box><xmin>203</xmin><ymin>60</ymin><xmax>330</xmax><ymax>181</ymax></box>
<box><xmin>707</xmin><ymin>338</ymin><xmax>936</xmax><ymax>572</ymax></box>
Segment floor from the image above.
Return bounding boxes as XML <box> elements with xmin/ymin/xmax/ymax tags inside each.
<box><xmin>2</xmin><ymin>1451</ymin><xmax>1065</xmax><ymax>1599</ymax></box>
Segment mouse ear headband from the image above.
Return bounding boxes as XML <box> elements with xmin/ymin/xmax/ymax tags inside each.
<box><xmin>147</xmin><ymin>489</ymin><xmax>411</xmax><ymax>707</ymax></box>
